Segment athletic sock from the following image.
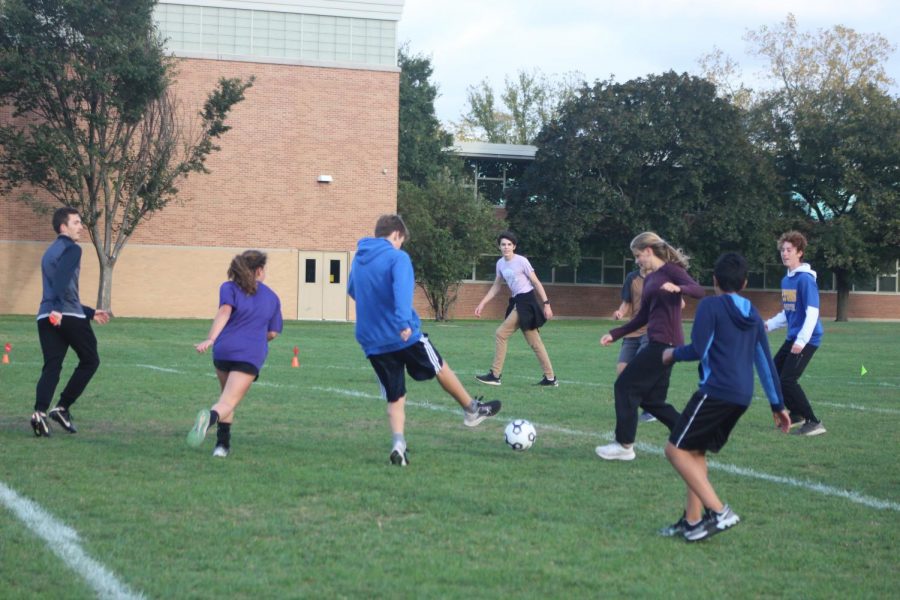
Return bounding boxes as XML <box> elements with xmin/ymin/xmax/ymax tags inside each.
<box><xmin>216</xmin><ymin>422</ymin><xmax>231</xmax><ymax>447</ymax></box>
<box><xmin>465</xmin><ymin>399</ymin><xmax>479</xmax><ymax>414</ymax></box>
<box><xmin>392</xmin><ymin>433</ymin><xmax>405</xmax><ymax>449</ymax></box>
<box><xmin>208</xmin><ymin>410</ymin><xmax>220</xmax><ymax>430</ymax></box>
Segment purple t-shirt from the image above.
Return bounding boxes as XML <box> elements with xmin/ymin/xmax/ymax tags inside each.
<box><xmin>496</xmin><ymin>254</ymin><xmax>535</xmax><ymax>296</ymax></box>
<box><xmin>213</xmin><ymin>281</ymin><xmax>283</xmax><ymax>371</ymax></box>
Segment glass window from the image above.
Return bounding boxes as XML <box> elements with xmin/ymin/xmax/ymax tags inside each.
<box><xmin>329</xmin><ymin>260</ymin><xmax>341</xmax><ymax>284</ymax></box>
<box><xmin>475</xmin><ymin>255</ymin><xmax>496</xmax><ymax>281</ymax></box>
<box><xmin>602</xmin><ymin>266</ymin><xmax>624</xmax><ymax>285</ymax></box>
<box><xmin>305</xmin><ymin>259</ymin><xmax>316</xmax><ymax>284</ymax></box>
<box><xmin>530</xmin><ymin>258</ymin><xmax>552</xmax><ymax>282</ymax></box>
<box><xmin>853</xmin><ymin>276</ymin><xmax>876</xmax><ymax>292</ymax></box>
<box><xmin>554</xmin><ymin>265</ymin><xmax>575</xmax><ymax>284</ymax></box>
<box><xmin>877</xmin><ymin>276</ymin><xmax>897</xmax><ymax>293</ymax></box>
<box><xmin>577</xmin><ymin>259</ymin><xmax>602</xmax><ymax>284</ymax></box>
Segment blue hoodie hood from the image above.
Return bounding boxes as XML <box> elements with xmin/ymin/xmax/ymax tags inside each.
<box><xmin>348</xmin><ymin>237</ymin><xmax>422</xmax><ymax>356</ymax></box>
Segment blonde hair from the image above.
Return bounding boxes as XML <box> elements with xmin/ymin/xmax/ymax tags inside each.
<box><xmin>228</xmin><ymin>250</ymin><xmax>267</xmax><ymax>295</ymax></box>
<box><xmin>630</xmin><ymin>232</ymin><xmax>690</xmax><ymax>269</ymax></box>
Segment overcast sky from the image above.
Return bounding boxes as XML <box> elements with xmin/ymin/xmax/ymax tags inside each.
<box><xmin>396</xmin><ymin>0</ymin><xmax>900</xmax><ymax>127</ymax></box>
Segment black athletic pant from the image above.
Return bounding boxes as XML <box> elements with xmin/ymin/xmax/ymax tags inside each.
<box><xmin>613</xmin><ymin>341</ymin><xmax>681</xmax><ymax>445</ymax></box>
<box><xmin>773</xmin><ymin>340</ymin><xmax>819</xmax><ymax>422</ymax></box>
<box><xmin>35</xmin><ymin>316</ymin><xmax>100</xmax><ymax>412</ymax></box>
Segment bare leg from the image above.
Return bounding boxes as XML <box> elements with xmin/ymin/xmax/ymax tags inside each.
<box><xmin>435</xmin><ymin>361</ymin><xmax>474</xmax><ymax>410</ymax></box>
<box><xmin>211</xmin><ymin>371</ymin><xmax>256</xmax><ymax>424</ymax></box>
<box><xmin>387</xmin><ymin>396</ymin><xmax>406</xmax><ymax>436</ymax></box>
<box><xmin>665</xmin><ymin>442</ymin><xmax>724</xmax><ymax>522</ymax></box>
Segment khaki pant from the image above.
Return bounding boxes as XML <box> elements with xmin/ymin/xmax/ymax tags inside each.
<box><xmin>491</xmin><ymin>308</ymin><xmax>554</xmax><ymax>378</ymax></box>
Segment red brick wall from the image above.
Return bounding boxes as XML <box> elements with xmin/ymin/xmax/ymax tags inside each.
<box><xmin>1</xmin><ymin>58</ymin><xmax>399</xmax><ymax>251</ymax></box>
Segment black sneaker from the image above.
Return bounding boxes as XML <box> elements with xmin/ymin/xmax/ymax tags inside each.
<box><xmin>464</xmin><ymin>396</ymin><xmax>502</xmax><ymax>427</ymax></box>
<box><xmin>475</xmin><ymin>371</ymin><xmax>502</xmax><ymax>386</ymax></box>
<box><xmin>658</xmin><ymin>513</ymin><xmax>688</xmax><ymax>537</ymax></box>
<box><xmin>49</xmin><ymin>407</ymin><xmax>77</xmax><ymax>433</ymax></box>
<box><xmin>536</xmin><ymin>376</ymin><xmax>559</xmax><ymax>387</ymax></box>
<box><xmin>684</xmin><ymin>505</ymin><xmax>740</xmax><ymax>542</ymax></box>
<box><xmin>389</xmin><ymin>444</ymin><xmax>409</xmax><ymax>466</ymax></box>
<box><xmin>31</xmin><ymin>411</ymin><xmax>51</xmax><ymax>437</ymax></box>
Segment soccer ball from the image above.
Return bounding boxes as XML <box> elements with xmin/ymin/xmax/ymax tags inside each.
<box><xmin>504</xmin><ymin>419</ymin><xmax>536</xmax><ymax>451</ymax></box>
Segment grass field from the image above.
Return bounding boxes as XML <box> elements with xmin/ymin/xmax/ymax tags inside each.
<box><xmin>1</xmin><ymin>314</ymin><xmax>898</xmax><ymax>599</ymax></box>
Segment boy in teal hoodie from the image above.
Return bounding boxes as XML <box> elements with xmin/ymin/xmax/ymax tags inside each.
<box><xmin>348</xmin><ymin>214</ymin><xmax>501</xmax><ymax>466</ymax></box>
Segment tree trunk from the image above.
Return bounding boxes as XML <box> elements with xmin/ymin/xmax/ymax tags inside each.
<box><xmin>834</xmin><ymin>269</ymin><xmax>850</xmax><ymax>322</ymax></box>
<box><xmin>96</xmin><ymin>261</ymin><xmax>114</xmax><ymax>312</ymax></box>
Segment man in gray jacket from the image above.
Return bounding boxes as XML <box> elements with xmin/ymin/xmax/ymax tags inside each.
<box><xmin>32</xmin><ymin>207</ymin><xmax>111</xmax><ymax>437</ymax></box>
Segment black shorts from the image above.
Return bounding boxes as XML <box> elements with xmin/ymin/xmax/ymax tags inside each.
<box><xmin>213</xmin><ymin>359</ymin><xmax>260</xmax><ymax>381</ymax></box>
<box><xmin>669</xmin><ymin>391</ymin><xmax>747</xmax><ymax>453</ymax></box>
<box><xmin>368</xmin><ymin>334</ymin><xmax>444</xmax><ymax>403</ymax></box>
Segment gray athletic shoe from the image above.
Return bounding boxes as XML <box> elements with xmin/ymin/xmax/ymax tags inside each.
<box><xmin>684</xmin><ymin>505</ymin><xmax>740</xmax><ymax>542</ymax></box>
<box><xmin>463</xmin><ymin>397</ymin><xmax>502</xmax><ymax>427</ymax></box>
<box><xmin>793</xmin><ymin>420</ymin><xmax>826</xmax><ymax>436</ymax></box>
<box><xmin>658</xmin><ymin>514</ymin><xmax>688</xmax><ymax>537</ymax></box>
<box><xmin>186</xmin><ymin>410</ymin><xmax>210</xmax><ymax>447</ymax></box>
<box><xmin>639</xmin><ymin>411</ymin><xmax>657</xmax><ymax>423</ymax></box>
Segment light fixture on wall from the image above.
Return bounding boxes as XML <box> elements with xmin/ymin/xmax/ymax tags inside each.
<box><xmin>317</xmin><ymin>175</ymin><xmax>333</xmax><ymax>183</ymax></box>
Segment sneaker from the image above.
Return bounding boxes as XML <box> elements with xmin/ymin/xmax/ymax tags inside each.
<box><xmin>793</xmin><ymin>420</ymin><xmax>826</xmax><ymax>436</ymax></box>
<box><xmin>788</xmin><ymin>414</ymin><xmax>806</xmax><ymax>429</ymax></box>
<box><xmin>31</xmin><ymin>411</ymin><xmax>51</xmax><ymax>437</ymax></box>
<box><xmin>463</xmin><ymin>396</ymin><xmax>502</xmax><ymax>427</ymax></box>
<box><xmin>536</xmin><ymin>376</ymin><xmax>559</xmax><ymax>387</ymax></box>
<box><xmin>389</xmin><ymin>444</ymin><xmax>409</xmax><ymax>466</ymax></box>
<box><xmin>49</xmin><ymin>407</ymin><xmax>77</xmax><ymax>433</ymax></box>
<box><xmin>212</xmin><ymin>445</ymin><xmax>230</xmax><ymax>458</ymax></box>
<box><xmin>594</xmin><ymin>442</ymin><xmax>636</xmax><ymax>461</ymax></box>
<box><xmin>186</xmin><ymin>410</ymin><xmax>210</xmax><ymax>447</ymax></box>
<box><xmin>639</xmin><ymin>411</ymin><xmax>657</xmax><ymax>423</ymax></box>
<box><xmin>475</xmin><ymin>371</ymin><xmax>502</xmax><ymax>386</ymax></box>
<box><xmin>658</xmin><ymin>514</ymin><xmax>688</xmax><ymax>537</ymax></box>
<box><xmin>684</xmin><ymin>505</ymin><xmax>741</xmax><ymax>542</ymax></box>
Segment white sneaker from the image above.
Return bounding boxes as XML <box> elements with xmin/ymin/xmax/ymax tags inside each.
<box><xmin>389</xmin><ymin>443</ymin><xmax>408</xmax><ymax>466</ymax></box>
<box><xmin>212</xmin><ymin>445</ymin><xmax>229</xmax><ymax>458</ymax></box>
<box><xmin>595</xmin><ymin>442</ymin><xmax>636</xmax><ymax>461</ymax></box>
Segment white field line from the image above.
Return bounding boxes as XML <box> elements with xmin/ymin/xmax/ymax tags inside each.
<box><xmin>0</xmin><ymin>482</ymin><xmax>145</xmax><ymax>600</ymax></box>
<box><xmin>311</xmin><ymin>385</ymin><xmax>900</xmax><ymax>512</ymax></box>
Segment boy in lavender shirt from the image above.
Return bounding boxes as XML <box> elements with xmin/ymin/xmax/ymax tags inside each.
<box><xmin>474</xmin><ymin>231</ymin><xmax>558</xmax><ymax>387</ymax></box>
<box><xmin>187</xmin><ymin>250</ymin><xmax>283</xmax><ymax>457</ymax></box>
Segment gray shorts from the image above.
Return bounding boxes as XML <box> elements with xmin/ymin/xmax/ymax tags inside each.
<box><xmin>617</xmin><ymin>334</ymin><xmax>649</xmax><ymax>363</ymax></box>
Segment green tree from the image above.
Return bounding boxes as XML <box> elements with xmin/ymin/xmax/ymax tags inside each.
<box><xmin>0</xmin><ymin>0</ymin><xmax>252</xmax><ymax>309</ymax></box>
<box><xmin>398</xmin><ymin>179</ymin><xmax>499</xmax><ymax>321</ymax></box>
<box><xmin>505</xmin><ymin>72</ymin><xmax>780</xmax><ymax>272</ymax></box>
<box><xmin>397</xmin><ymin>45</ymin><xmax>454</xmax><ymax>185</ymax></box>
<box><xmin>744</xmin><ymin>14</ymin><xmax>899</xmax><ymax>320</ymax></box>
<box><xmin>455</xmin><ymin>68</ymin><xmax>582</xmax><ymax>144</ymax></box>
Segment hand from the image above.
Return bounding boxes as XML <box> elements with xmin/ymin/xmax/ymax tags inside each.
<box><xmin>613</xmin><ymin>309</ymin><xmax>623</xmax><ymax>320</ymax></box>
<box><xmin>661</xmin><ymin>282</ymin><xmax>681</xmax><ymax>293</ymax></box>
<box><xmin>49</xmin><ymin>311</ymin><xmax>62</xmax><ymax>326</ymax></box>
<box><xmin>94</xmin><ymin>310</ymin><xmax>111</xmax><ymax>325</ymax></box>
<box><xmin>661</xmin><ymin>348</ymin><xmax>674</xmax><ymax>365</ymax></box>
<box><xmin>474</xmin><ymin>304</ymin><xmax>483</xmax><ymax>318</ymax></box>
<box><xmin>399</xmin><ymin>328</ymin><xmax>412</xmax><ymax>342</ymax></box>
<box><xmin>543</xmin><ymin>304</ymin><xmax>553</xmax><ymax>319</ymax></box>
<box><xmin>600</xmin><ymin>333</ymin><xmax>614</xmax><ymax>346</ymax></box>
<box><xmin>773</xmin><ymin>410</ymin><xmax>791</xmax><ymax>433</ymax></box>
<box><xmin>195</xmin><ymin>339</ymin><xmax>213</xmax><ymax>353</ymax></box>
<box><xmin>790</xmin><ymin>342</ymin><xmax>804</xmax><ymax>354</ymax></box>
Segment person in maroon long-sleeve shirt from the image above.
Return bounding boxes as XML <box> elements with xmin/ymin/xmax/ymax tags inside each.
<box><xmin>596</xmin><ymin>232</ymin><xmax>705</xmax><ymax>461</ymax></box>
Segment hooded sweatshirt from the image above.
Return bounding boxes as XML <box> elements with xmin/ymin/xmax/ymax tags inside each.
<box><xmin>765</xmin><ymin>263</ymin><xmax>824</xmax><ymax>348</ymax></box>
<box><xmin>347</xmin><ymin>237</ymin><xmax>422</xmax><ymax>356</ymax></box>
<box><xmin>672</xmin><ymin>294</ymin><xmax>784</xmax><ymax>411</ymax></box>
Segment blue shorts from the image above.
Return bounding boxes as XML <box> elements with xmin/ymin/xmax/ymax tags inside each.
<box><xmin>367</xmin><ymin>334</ymin><xmax>444</xmax><ymax>403</ymax></box>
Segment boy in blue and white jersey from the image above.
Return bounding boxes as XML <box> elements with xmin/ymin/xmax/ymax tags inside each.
<box><xmin>765</xmin><ymin>231</ymin><xmax>826</xmax><ymax>436</ymax></box>
<box><xmin>661</xmin><ymin>252</ymin><xmax>791</xmax><ymax>542</ymax></box>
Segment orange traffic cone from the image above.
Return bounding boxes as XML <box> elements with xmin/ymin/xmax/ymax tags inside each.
<box><xmin>2</xmin><ymin>342</ymin><xmax>10</xmax><ymax>364</ymax></box>
<box><xmin>291</xmin><ymin>346</ymin><xmax>300</xmax><ymax>368</ymax></box>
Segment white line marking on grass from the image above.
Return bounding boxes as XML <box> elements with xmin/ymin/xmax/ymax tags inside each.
<box><xmin>817</xmin><ymin>401</ymin><xmax>900</xmax><ymax>415</ymax></box>
<box><xmin>313</xmin><ymin>385</ymin><xmax>900</xmax><ymax>512</ymax></box>
<box><xmin>0</xmin><ymin>481</ymin><xmax>146</xmax><ymax>600</ymax></box>
<box><xmin>136</xmin><ymin>364</ymin><xmax>183</xmax><ymax>374</ymax></box>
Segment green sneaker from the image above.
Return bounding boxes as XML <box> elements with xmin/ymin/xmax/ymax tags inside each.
<box><xmin>186</xmin><ymin>410</ymin><xmax>210</xmax><ymax>447</ymax></box>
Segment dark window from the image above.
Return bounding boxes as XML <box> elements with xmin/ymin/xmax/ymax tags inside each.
<box><xmin>577</xmin><ymin>259</ymin><xmax>603</xmax><ymax>284</ymax></box>
<box><xmin>747</xmin><ymin>271</ymin><xmax>764</xmax><ymax>289</ymax></box>
<box><xmin>554</xmin><ymin>265</ymin><xmax>575</xmax><ymax>283</ymax></box>
<box><xmin>305</xmin><ymin>259</ymin><xmax>316</xmax><ymax>283</ymax></box>
<box><xmin>878</xmin><ymin>276</ymin><xmax>897</xmax><ymax>293</ymax></box>
<box><xmin>329</xmin><ymin>259</ymin><xmax>341</xmax><ymax>284</ymax></box>
<box><xmin>475</xmin><ymin>255</ymin><xmax>496</xmax><ymax>281</ymax></box>
<box><xmin>602</xmin><ymin>266</ymin><xmax>624</xmax><ymax>285</ymax></box>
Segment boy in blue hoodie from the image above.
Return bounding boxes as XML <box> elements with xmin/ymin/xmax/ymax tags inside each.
<box><xmin>661</xmin><ymin>252</ymin><xmax>791</xmax><ymax>542</ymax></box>
<box><xmin>348</xmin><ymin>214</ymin><xmax>502</xmax><ymax>466</ymax></box>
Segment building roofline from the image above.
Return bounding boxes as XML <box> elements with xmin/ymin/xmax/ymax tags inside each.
<box><xmin>447</xmin><ymin>141</ymin><xmax>537</xmax><ymax>160</ymax></box>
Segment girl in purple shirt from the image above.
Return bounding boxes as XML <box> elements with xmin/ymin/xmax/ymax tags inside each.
<box><xmin>187</xmin><ymin>250</ymin><xmax>283</xmax><ymax>457</ymax></box>
<box><xmin>597</xmin><ymin>232</ymin><xmax>705</xmax><ymax>461</ymax></box>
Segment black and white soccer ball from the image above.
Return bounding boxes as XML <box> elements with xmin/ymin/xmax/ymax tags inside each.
<box><xmin>504</xmin><ymin>419</ymin><xmax>536</xmax><ymax>451</ymax></box>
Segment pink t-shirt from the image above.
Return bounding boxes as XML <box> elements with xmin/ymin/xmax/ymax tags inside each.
<box><xmin>496</xmin><ymin>254</ymin><xmax>535</xmax><ymax>296</ymax></box>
